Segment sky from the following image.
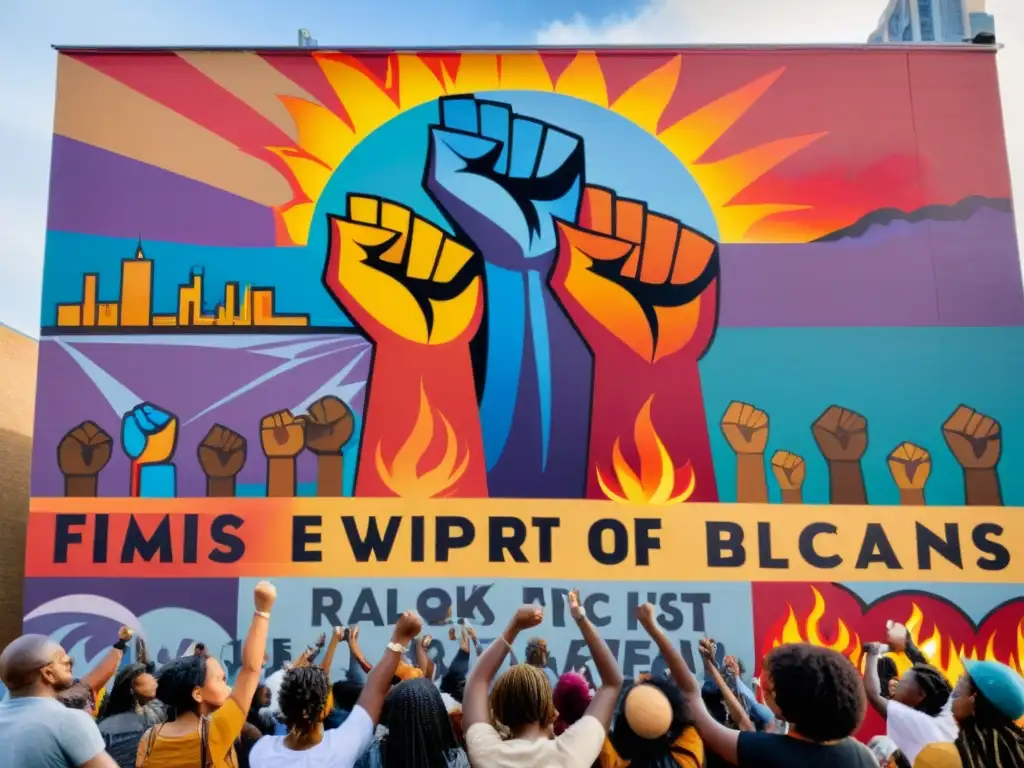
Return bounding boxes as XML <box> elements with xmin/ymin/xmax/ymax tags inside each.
<box><xmin>1</xmin><ymin>0</ymin><xmax>1021</xmax><ymax>337</ymax></box>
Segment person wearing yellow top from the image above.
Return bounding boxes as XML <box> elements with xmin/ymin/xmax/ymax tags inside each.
<box><xmin>136</xmin><ymin>581</ymin><xmax>277</xmax><ymax>768</ymax></box>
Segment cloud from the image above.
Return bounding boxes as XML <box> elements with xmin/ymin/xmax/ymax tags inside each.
<box><xmin>536</xmin><ymin>0</ymin><xmax>883</xmax><ymax>45</ymax></box>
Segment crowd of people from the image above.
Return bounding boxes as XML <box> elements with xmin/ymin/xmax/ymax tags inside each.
<box><xmin>2</xmin><ymin>581</ymin><xmax>1023</xmax><ymax>768</ymax></box>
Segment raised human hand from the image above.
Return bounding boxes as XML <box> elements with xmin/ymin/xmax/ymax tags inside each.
<box><xmin>942</xmin><ymin>405</ymin><xmax>1001</xmax><ymax>469</ymax></box>
<box><xmin>812</xmin><ymin>406</ymin><xmax>867</xmax><ymax>463</ymax></box>
<box><xmin>770</xmin><ymin>451</ymin><xmax>806</xmax><ymax>491</ymax></box>
<box><xmin>568</xmin><ymin>588</ymin><xmax>584</xmax><ymax>622</ymax></box>
<box><xmin>425</xmin><ymin>96</ymin><xmax>584</xmax><ymax>267</ymax></box>
<box><xmin>333</xmin><ymin>626</ymin><xmax>344</xmax><ymax>642</ymax></box>
<box><xmin>121</xmin><ymin>403</ymin><xmax>178</xmax><ymax>465</ymax></box>
<box><xmin>304</xmin><ymin>396</ymin><xmax>355</xmax><ymax>454</ymax></box>
<box><xmin>721</xmin><ymin>402</ymin><xmax>769</xmax><ymax>455</ymax></box>
<box><xmin>324</xmin><ymin>194</ymin><xmax>482</xmax><ymax>346</ymax></box>
<box><xmin>513</xmin><ymin>605</ymin><xmax>544</xmax><ymax>630</ymax></box>
<box><xmin>260</xmin><ymin>410</ymin><xmax>305</xmax><ymax>459</ymax></box>
<box><xmin>550</xmin><ymin>185</ymin><xmax>719</xmax><ymax>364</ymax></box>
<box><xmin>197</xmin><ymin>424</ymin><xmax>247</xmax><ymax>479</ymax></box>
<box><xmin>395</xmin><ymin>611</ymin><xmax>424</xmax><ymax>644</ymax></box>
<box><xmin>887</xmin><ymin>442</ymin><xmax>931</xmax><ymax>490</ymax></box>
<box><xmin>58</xmin><ymin>421</ymin><xmax>113</xmax><ymax>489</ymax></box>
<box><xmin>636</xmin><ymin>602</ymin><xmax>657</xmax><ymax>629</ymax></box>
<box><xmin>254</xmin><ymin>580</ymin><xmax>277</xmax><ymax>613</ymax></box>
<box><xmin>118</xmin><ymin>626</ymin><xmax>134</xmax><ymax>642</ymax></box>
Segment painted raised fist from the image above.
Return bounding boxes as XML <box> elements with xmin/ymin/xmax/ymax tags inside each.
<box><xmin>58</xmin><ymin>421</ymin><xmax>112</xmax><ymax>497</ymax></box>
<box><xmin>197</xmin><ymin>424</ymin><xmax>247</xmax><ymax>497</ymax></box>
<box><xmin>721</xmin><ymin>402</ymin><xmax>769</xmax><ymax>455</ymax></box>
<box><xmin>550</xmin><ymin>185</ymin><xmax>719</xmax><ymax>364</ymax></box>
<box><xmin>324</xmin><ymin>194</ymin><xmax>482</xmax><ymax>346</ymax></box>
<box><xmin>425</xmin><ymin>96</ymin><xmax>584</xmax><ymax>267</ymax></box>
<box><xmin>121</xmin><ymin>403</ymin><xmax>178</xmax><ymax>465</ymax></box>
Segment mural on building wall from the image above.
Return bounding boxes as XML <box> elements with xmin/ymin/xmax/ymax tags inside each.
<box><xmin>23</xmin><ymin>47</ymin><xmax>1024</xmax><ymax>719</ymax></box>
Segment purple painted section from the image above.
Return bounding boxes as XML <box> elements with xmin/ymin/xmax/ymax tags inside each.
<box><xmin>31</xmin><ymin>335</ymin><xmax>370</xmax><ymax>497</ymax></box>
<box><xmin>23</xmin><ymin>577</ymin><xmax>239</xmax><ymax>660</ymax></box>
<box><xmin>719</xmin><ymin>208</ymin><xmax>1024</xmax><ymax>328</ymax></box>
<box><xmin>47</xmin><ymin>136</ymin><xmax>277</xmax><ymax>246</ymax></box>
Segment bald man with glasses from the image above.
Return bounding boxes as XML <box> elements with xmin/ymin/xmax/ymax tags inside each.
<box><xmin>0</xmin><ymin>634</ymin><xmax>117</xmax><ymax>767</ymax></box>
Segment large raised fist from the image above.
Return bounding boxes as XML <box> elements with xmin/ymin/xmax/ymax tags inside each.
<box><xmin>324</xmin><ymin>194</ymin><xmax>482</xmax><ymax>346</ymax></box>
<box><xmin>812</xmin><ymin>406</ymin><xmax>867</xmax><ymax>464</ymax></box>
<box><xmin>425</xmin><ymin>96</ymin><xmax>584</xmax><ymax>267</ymax></box>
<box><xmin>550</xmin><ymin>185</ymin><xmax>719</xmax><ymax>364</ymax></box>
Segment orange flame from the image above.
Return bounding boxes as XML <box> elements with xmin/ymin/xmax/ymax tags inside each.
<box><xmin>765</xmin><ymin>588</ymin><xmax>1024</xmax><ymax>683</ymax></box>
<box><xmin>901</xmin><ymin>603</ymin><xmax>1024</xmax><ymax>683</ymax></box>
<box><xmin>768</xmin><ymin>586</ymin><xmax>864</xmax><ymax>668</ymax></box>
<box><xmin>374</xmin><ymin>380</ymin><xmax>469</xmax><ymax>498</ymax></box>
<box><xmin>595</xmin><ymin>395</ymin><xmax>695</xmax><ymax>505</ymax></box>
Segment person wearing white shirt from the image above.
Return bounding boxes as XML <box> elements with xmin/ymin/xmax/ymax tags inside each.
<box><xmin>250</xmin><ymin>611</ymin><xmax>423</xmax><ymax>768</ymax></box>
<box><xmin>463</xmin><ymin>590</ymin><xmax>624</xmax><ymax>768</ymax></box>
<box><xmin>863</xmin><ymin>643</ymin><xmax>956</xmax><ymax>765</ymax></box>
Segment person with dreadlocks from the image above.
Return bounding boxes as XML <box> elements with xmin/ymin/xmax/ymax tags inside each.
<box><xmin>864</xmin><ymin>642</ymin><xmax>955</xmax><ymax>765</ymax></box>
<box><xmin>136</xmin><ymin>581</ymin><xmax>277</xmax><ymax>768</ymax></box>
<box><xmin>355</xmin><ymin>677</ymin><xmax>469</xmax><ymax>768</ymax></box>
<box><xmin>913</xmin><ymin>659</ymin><xmax>1024</xmax><ymax>768</ymax></box>
<box><xmin>249</xmin><ymin>610</ymin><xmax>423</xmax><ymax>768</ymax></box>
<box><xmin>463</xmin><ymin>589</ymin><xmax>624</xmax><ymax>768</ymax></box>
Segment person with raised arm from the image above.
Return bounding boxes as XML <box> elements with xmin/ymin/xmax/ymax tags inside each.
<box><xmin>464</xmin><ymin>589</ymin><xmax>624</xmax><ymax>768</ymax></box>
<box><xmin>249</xmin><ymin>609</ymin><xmax>423</xmax><ymax>768</ymax></box>
<box><xmin>638</xmin><ymin>605</ymin><xmax>874</xmax><ymax>767</ymax></box>
<box><xmin>136</xmin><ymin>581</ymin><xmax>277</xmax><ymax>767</ymax></box>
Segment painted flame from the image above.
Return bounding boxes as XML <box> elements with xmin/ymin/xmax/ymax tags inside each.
<box><xmin>768</xmin><ymin>586</ymin><xmax>864</xmax><ymax>668</ymax></box>
<box><xmin>374</xmin><ymin>381</ymin><xmax>469</xmax><ymax>499</ymax></box>
<box><xmin>903</xmin><ymin>602</ymin><xmax>1024</xmax><ymax>683</ymax></box>
<box><xmin>595</xmin><ymin>395</ymin><xmax>695</xmax><ymax>505</ymax></box>
<box><xmin>764</xmin><ymin>587</ymin><xmax>1024</xmax><ymax>683</ymax></box>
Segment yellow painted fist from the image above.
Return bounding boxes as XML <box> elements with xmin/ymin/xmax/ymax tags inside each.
<box><xmin>324</xmin><ymin>195</ymin><xmax>483</xmax><ymax>346</ymax></box>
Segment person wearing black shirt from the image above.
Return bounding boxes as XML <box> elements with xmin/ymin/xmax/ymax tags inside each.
<box><xmin>683</xmin><ymin>643</ymin><xmax>876</xmax><ymax>767</ymax></box>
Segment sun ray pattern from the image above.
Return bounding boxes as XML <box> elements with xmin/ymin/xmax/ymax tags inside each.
<box><xmin>264</xmin><ymin>51</ymin><xmax>827</xmax><ymax>246</ymax></box>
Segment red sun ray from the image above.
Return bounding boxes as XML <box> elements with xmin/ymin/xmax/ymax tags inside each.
<box><xmin>71</xmin><ymin>52</ymin><xmax>294</xmax><ymax>161</ymax></box>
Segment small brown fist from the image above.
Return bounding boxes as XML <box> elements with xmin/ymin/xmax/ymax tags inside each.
<box><xmin>260</xmin><ymin>410</ymin><xmax>306</xmax><ymax>458</ymax></box>
<box><xmin>812</xmin><ymin>406</ymin><xmax>867</xmax><ymax>462</ymax></box>
<box><xmin>304</xmin><ymin>396</ymin><xmax>355</xmax><ymax>455</ymax></box>
<box><xmin>721</xmin><ymin>402</ymin><xmax>769</xmax><ymax>455</ymax></box>
<box><xmin>254</xmin><ymin>580</ymin><xmax>277</xmax><ymax>613</ymax></box>
<box><xmin>887</xmin><ymin>442</ymin><xmax>931</xmax><ymax>490</ymax></box>
<box><xmin>770</xmin><ymin>451</ymin><xmax>806</xmax><ymax>490</ymax></box>
<box><xmin>636</xmin><ymin>603</ymin><xmax>656</xmax><ymax>628</ymax></box>
<box><xmin>58</xmin><ymin>421</ymin><xmax>112</xmax><ymax>477</ymax></box>
<box><xmin>942</xmin><ymin>405</ymin><xmax>1001</xmax><ymax>469</ymax></box>
<box><xmin>118</xmin><ymin>626</ymin><xmax>134</xmax><ymax>642</ymax></box>
<box><xmin>198</xmin><ymin>425</ymin><xmax>247</xmax><ymax>478</ymax></box>
<box><xmin>514</xmin><ymin>605</ymin><xmax>544</xmax><ymax>630</ymax></box>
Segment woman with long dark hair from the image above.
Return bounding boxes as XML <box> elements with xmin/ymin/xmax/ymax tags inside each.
<box><xmin>96</xmin><ymin>652</ymin><xmax>162</xmax><ymax>768</ymax></box>
<box><xmin>136</xmin><ymin>581</ymin><xmax>277</xmax><ymax>768</ymax></box>
<box><xmin>357</xmin><ymin>677</ymin><xmax>469</xmax><ymax>768</ymax></box>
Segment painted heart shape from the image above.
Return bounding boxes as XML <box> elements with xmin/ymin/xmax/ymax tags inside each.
<box><xmin>751</xmin><ymin>582</ymin><xmax>1024</xmax><ymax>740</ymax></box>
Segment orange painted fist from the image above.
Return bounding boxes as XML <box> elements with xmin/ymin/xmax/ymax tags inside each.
<box><xmin>324</xmin><ymin>194</ymin><xmax>483</xmax><ymax>346</ymax></box>
<box><xmin>550</xmin><ymin>185</ymin><xmax>719</xmax><ymax>364</ymax></box>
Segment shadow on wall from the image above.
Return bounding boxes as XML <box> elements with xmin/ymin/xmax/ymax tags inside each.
<box><xmin>0</xmin><ymin>325</ymin><xmax>37</xmax><ymax>651</ymax></box>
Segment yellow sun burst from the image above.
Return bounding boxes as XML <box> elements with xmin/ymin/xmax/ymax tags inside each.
<box><xmin>269</xmin><ymin>51</ymin><xmax>827</xmax><ymax>246</ymax></box>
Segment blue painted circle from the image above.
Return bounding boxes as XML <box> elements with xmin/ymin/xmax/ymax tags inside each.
<box><xmin>308</xmin><ymin>90</ymin><xmax>717</xmax><ymax>259</ymax></box>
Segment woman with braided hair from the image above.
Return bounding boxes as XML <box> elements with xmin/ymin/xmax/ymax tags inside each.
<box><xmin>864</xmin><ymin>643</ymin><xmax>955</xmax><ymax>765</ymax></box>
<box><xmin>356</xmin><ymin>677</ymin><xmax>469</xmax><ymax>768</ymax></box>
<box><xmin>914</xmin><ymin>660</ymin><xmax>1024</xmax><ymax>768</ymax></box>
